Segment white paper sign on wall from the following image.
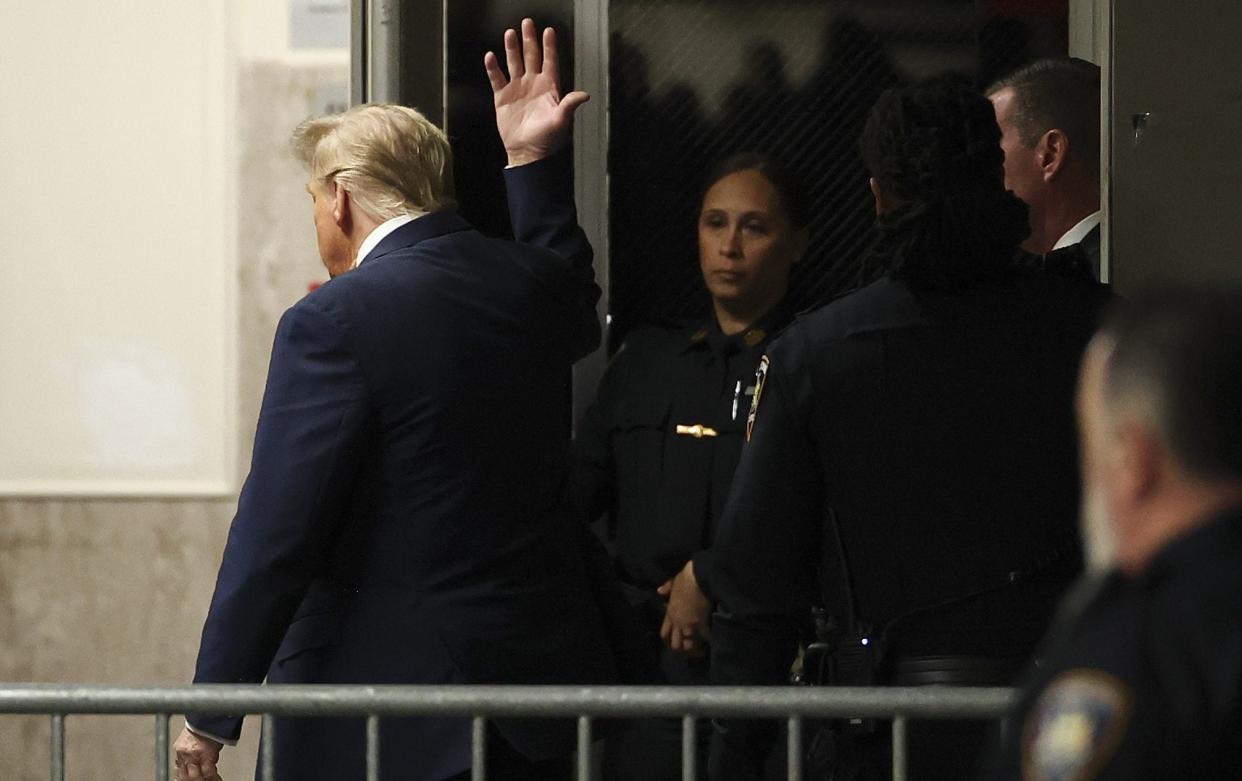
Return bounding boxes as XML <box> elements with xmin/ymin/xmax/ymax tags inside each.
<box><xmin>291</xmin><ymin>0</ymin><xmax>349</xmax><ymax>50</ymax></box>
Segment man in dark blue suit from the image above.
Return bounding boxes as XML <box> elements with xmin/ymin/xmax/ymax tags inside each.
<box><xmin>174</xmin><ymin>20</ymin><xmax>619</xmax><ymax>781</ymax></box>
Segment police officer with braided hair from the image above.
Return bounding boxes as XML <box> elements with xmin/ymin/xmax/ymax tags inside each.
<box><xmin>698</xmin><ymin>75</ymin><xmax>1111</xmax><ymax>780</ymax></box>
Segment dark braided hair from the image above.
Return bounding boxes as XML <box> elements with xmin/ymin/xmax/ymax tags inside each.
<box><xmin>859</xmin><ymin>74</ymin><xmax>1030</xmax><ymax>290</ymax></box>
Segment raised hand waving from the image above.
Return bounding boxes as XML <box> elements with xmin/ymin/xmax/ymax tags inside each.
<box><xmin>485</xmin><ymin>18</ymin><xmax>590</xmax><ymax>167</ymax></box>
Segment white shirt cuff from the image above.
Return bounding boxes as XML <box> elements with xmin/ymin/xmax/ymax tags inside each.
<box><xmin>185</xmin><ymin>719</ymin><xmax>239</xmax><ymax>747</ymax></box>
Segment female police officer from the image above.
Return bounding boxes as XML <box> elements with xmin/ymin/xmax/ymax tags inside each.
<box><xmin>569</xmin><ymin>153</ymin><xmax>809</xmax><ymax>780</ymax></box>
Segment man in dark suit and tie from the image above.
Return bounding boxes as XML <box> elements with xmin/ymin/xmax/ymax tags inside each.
<box><xmin>174</xmin><ymin>20</ymin><xmax>619</xmax><ymax>781</ymax></box>
<box><xmin>989</xmin><ymin>58</ymin><xmax>1102</xmax><ymax>280</ymax></box>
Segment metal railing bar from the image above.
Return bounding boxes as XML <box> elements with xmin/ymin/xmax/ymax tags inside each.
<box><xmin>682</xmin><ymin>714</ymin><xmax>696</xmax><ymax>781</ymax></box>
<box><xmin>892</xmin><ymin>717</ymin><xmax>908</xmax><ymax>781</ymax></box>
<box><xmin>0</xmin><ymin>685</ymin><xmax>1016</xmax><ymax>720</ymax></box>
<box><xmin>576</xmin><ymin>715</ymin><xmax>592</xmax><ymax>781</ymax></box>
<box><xmin>786</xmin><ymin>716</ymin><xmax>802</xmax><ymax>781</ymax></box>
<box><xmin>365</xmin><ymin>714</ymin><xmax>380</xmax><ymax>781</ymax></box>
<box><xmin>155</xmin><ymin>713</ymin><xmax>170</xmax><ymax>781</ymax></box>
<box><xmin>50</xmin><ymin>713</ymin><xmax>65</xmax><ymax>781</ymax></box>
<box><xmin>260</xmin><ymin>713</ymin><xmax>276</xmax><ymax>781</ymax></box>
<box><xmin>471</xmin><ymin>716</ymin><xmax>487</xmax><ymax>781</ymax></box>
<box><xmin>576</xmin><ymin>715</ymin><xmax>591</xmax><ymax>779</ymax></box>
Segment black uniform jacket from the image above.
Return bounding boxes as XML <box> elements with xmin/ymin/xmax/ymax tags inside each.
<box><xmin>708</xmin><ymin>270</ymin><xmax>1111</xmax><ymax>778</ymax></box>
<box><xmin>984</xmin><ymin>505</ymin><xmax>1242</xmax><ymax>781</ymax></box>
<box><xmin>571</xmin><ymin>304</ymin><xmax>792</xmax><ymax>601</ymax></box>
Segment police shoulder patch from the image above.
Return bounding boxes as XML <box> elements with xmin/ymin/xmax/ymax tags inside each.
<box><xmin>1022</xmin><ymin>669</ymin><xmax>1132</xmax><ymax>781</ymax></box>
<box><xmin>746</xmin><ymin>355</ymin><xmax>770</xmax><ymax>442</ymax></box>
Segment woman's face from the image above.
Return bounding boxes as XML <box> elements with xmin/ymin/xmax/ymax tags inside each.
<box><xmin>698</xmin><ymin>169</ymin><xmax>804</xmax><ymax>314</ymax></box>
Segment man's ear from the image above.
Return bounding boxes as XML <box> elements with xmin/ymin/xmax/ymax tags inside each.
<box><xmin>1114</xmin><ymin>420</ymin><xmax>1162</xmax><ymax>505</ymax></box>
<box><xmin>1039</xmin><ymin>129</ymin><xmax>1070</xmax><ymax>182</ymax></box>
<box><xmin>331</xmin><ymin>182</ymin><xmax>352</xmax><ymax>232</ymax></box>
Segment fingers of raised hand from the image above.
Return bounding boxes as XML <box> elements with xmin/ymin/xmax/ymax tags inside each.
<box><xmin>503</xmin><ymin>27</ymin><xmax>524</xmax><ymax>81</ymax></box>
<box><xmin>541</xmin><ymin>25</ymin><xmax>559</xmax><ymax>79</ymax></box>
<box><xmin>557</xmin><ymin>90</ymin><xmax>590</xmax><ymax>123</ymax></box>
<box><xmin>483</xmin><ymin>50</ymin><xmax>508</xmax><ymax>94</ymax></box>
<box><xmin>521</xmin><ymin>18</ymin><xmax>541</xmax><ymax>77</ymax></box>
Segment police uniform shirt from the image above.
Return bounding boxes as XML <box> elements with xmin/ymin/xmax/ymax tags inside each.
<box><xmin>706</xmin><ymin>272</ymin><xmax>1110</xmax><ymax>780</ymax></box>
<box><xmin>985</xmin><ymin>505</ymin><xmax>1242</xmax><ymax>781</ymax></box>
<box><xmin>570</xmin><ymin>302</ymin><xmax>792</xmax><ymax>599</ymax></box>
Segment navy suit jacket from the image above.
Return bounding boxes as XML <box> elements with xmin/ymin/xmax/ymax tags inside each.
<box><xmin>190</xmin><ymin>153</ymin><xmax>623</xmax><ymax>780</ymax></box>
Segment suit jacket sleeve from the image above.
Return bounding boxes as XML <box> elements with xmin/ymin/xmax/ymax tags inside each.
<box><xmin>188</xmin><ymin>295</ymin><xmax>369</xmax><ymax>741</ymax></box>
<box><xmin>708</xmin><ymin>329</ymin><xmax>825</xmax><ymax>781</ymax></box>
<box><xmin>503</xmin><ymin>150</ymin><xmax>601</xmax><ymax>360</ymax></box>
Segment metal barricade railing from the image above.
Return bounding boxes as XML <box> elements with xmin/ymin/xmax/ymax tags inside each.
<box><xmin>0</xmin><ymin>684</ymin><xmax>1016</xmax><ymax>781</ymax></box>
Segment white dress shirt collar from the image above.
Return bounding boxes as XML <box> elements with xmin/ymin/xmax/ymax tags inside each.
<box><xmin>1052</xmin><ymin>210</ymin><xmax>1101</xmax><ymax>251</ymax></box>
<box><xmin>352</xmin><ymin>212</ymin><xmax>423</xmax><ymax>269</ymax></box>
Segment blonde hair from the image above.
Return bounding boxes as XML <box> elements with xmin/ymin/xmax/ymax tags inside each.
<box><xmin>292</xmin><ymin>103</ymin><xmax>454</xmax><ymax>220</ymax></box>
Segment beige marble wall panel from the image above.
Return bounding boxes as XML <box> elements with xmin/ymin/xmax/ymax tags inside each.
<box><xmin>0</xmin><ymin>61</ymin><xmax>346</xmax><ymax>780</ymax></box>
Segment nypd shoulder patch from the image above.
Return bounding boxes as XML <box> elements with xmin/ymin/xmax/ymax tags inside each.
<box><xmin>746</xmin><ymin>355</ymin><xmax>770</xmax><ymax>442</ymax></box>
<box><xmin>1022</xmin><ymin>669</ymin><xmax>1132</xmax><ymax>781</ymax></box>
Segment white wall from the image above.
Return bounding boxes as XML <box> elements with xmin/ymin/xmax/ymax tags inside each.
<box><xmin>0</xmin><ymin>3</ymin><xmax>347</xmax><ymax>776</ymax></box>
<box><xmin>0</xmin><ymin>1</ymin><xmax>236</xmax><ymax>495</ymax></box>
<box><xmin>0</xmin><ymin>0</ymin><xmax>350</xmax><ymax>497</ymax></box>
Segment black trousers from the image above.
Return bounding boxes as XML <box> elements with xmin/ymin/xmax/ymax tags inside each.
<box><xmin>800</xmin><ymin>719</ymin><xmax>999</xmax><ymax>781</ymax></box>
<box><xmin>443</xmin><ymin>725</ymin><xmax>574</xmax><ymax>781</ymax></box>
<box><xmin>601</xmin><ymin>617</ymin><xmax>712</xmax><ymax>781</ymax></box>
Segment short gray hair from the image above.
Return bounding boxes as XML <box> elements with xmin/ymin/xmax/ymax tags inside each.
<box><xmin>292</xmin><ymin>104</ymin><xmax>454</xmax><ymax>220</ymax></box>
<box><xmin>988</xmin><ymin>58</ymin><xmax>1100</xmax><ymax>168</ymax></box>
